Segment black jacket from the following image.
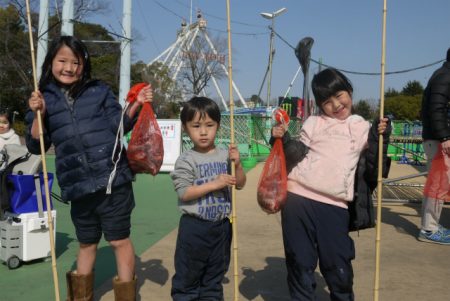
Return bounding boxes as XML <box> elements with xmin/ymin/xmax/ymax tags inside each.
<box><xmin>421</xmin><ymin>61</ymin><xmax>450</xmax><ymax>142</ymax></box>
<box><xmin>269</xmin><ymin>133</ymin><xmax>308</xmax><ymax>174</ymax></box>
<box><xmin>25</xmin><ymin>80</ymin><xmax>135</xmax><ymax>201</ymax></box>
<box><xmin>348</xmin><ymin>119</ymin><xmax>391</xmax><ymax>231</ymax></box>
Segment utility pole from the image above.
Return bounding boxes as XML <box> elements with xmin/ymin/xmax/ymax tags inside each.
<box><xmin>61</xmin><ymin>0</ymin><xmax>74</xmax><ymax>36</ymax></box>
<box><xmin>119</xmin><ymin>0</ymin><xmax>132</xmax><ymax>106</ymax></box>
<box><xmin>260</xmin><ymin>8</ymin><xmax>287</xmax><ymax>107</ymax></box>
<box><xmin>36</xmin><ymin>0</ymin><xmax>49</xmax><ymax>79</ymax></box>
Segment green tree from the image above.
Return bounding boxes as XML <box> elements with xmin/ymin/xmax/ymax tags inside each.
<box><xmin>385</xmin><ymin>94</ymin><xmax>421</xmax><ymax>120</ymax></box>
<box><xmin>385</xmin><ymin>87</ymin><xmax>399</xmax><ymax>98</ymax></box>
<box><xmin>0</xmin><ymin>4</ymin><xmax>32</xmax><ymax>119</ymax></box>
<box><xmin>250</xmin><ymin>94</ymin><xmax>263</xmax><ymax>107</ymax></box>
<box><xmin>353</xmin><ymin>100</ymin><xmax>373</xmax><ymax>120</ymax></box>
<box><xmin>401</xmin><ymin>80</ymin><xmax>424</xmax><ymax>96</ymax></box>
<box><xmin>131</xmin><ymin>61</ymin><xmax>182</xmax><ymax>118</ymax></box>
<box><xmin>179</xmin><ymin>32</ymin><xmax>227</xmax><ymax>96</ymax></box>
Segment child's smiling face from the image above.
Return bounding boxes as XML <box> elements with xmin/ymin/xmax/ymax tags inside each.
<box><xmin>51</xmin><ymin>45</ymin><xmax>84</xmax><ymax>86</ymax></box>
<box><xmin>320</xmin><ymin>90</ymin><xmax>353</xmax><ymax>120</ymax></box>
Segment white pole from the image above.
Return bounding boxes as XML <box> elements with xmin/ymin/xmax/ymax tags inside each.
<box><xmin>283</xmin><ymin>66</ymin><xmax>302</xmax><ymax>98</ymax></box>
<box><xmin>36</xmin><ymin>0</ymin><xmax>49</xmax><ymax>79</ymax></box>
<box><xmin>119</xmin><ymin>0</ymin><xmax>132</xmax><ymax>106</ymax></box>
<box><xmin>61</xmin><ymin>0</ymin><xmax>74</xmax><ymax>36</ymax></box>
<box><xmin>171</xmin><ymin>27</ymin><xmax>199</xmax><ymax>82</ymax></box>
<box><xmin>266</xmin><ymin>20</ymin><xmax>275</xmax><ymax>107</ymax></box>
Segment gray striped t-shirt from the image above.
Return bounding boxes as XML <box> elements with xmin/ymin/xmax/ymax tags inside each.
<box><xmin>170</xmin><ymin>146</ymin><xmax>231</xmax><ymax>221</ymax></box>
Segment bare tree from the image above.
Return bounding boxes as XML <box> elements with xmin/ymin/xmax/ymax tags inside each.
<box><xmin>10</xmin><ymin>0</ymin><xmax>109</xmax><ymax>27</ymax></box>
<box><xmin>179</xmin><ymin>31</ymin><xmax>227</xmax><ymax>96</ymax></box>
<box><xmin>72</xmin><ymin>0</ymin><xmax>110</xmax><ymax>20</ymax></box>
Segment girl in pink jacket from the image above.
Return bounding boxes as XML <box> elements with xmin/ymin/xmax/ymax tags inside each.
<box><xmin>272</xmin><ymin>68</ymin><xmax>388</xmax><ymax>301</ymax></box>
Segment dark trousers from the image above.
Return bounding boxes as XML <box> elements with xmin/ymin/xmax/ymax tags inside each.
<box><xmin>171</xmin><ymin>215</ymin><xmax>232</xmax><ymax>301</ymax></box>
<box><xmin>281</xmin><ymin>192</ymin><xmax>355</xmax><ymax>301</ymax></box>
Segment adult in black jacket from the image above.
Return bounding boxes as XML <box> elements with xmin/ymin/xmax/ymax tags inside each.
<box><xmin>418</xmin><ymin>48</ymin><xmax>450</xmax><ymax>245</ymax></box>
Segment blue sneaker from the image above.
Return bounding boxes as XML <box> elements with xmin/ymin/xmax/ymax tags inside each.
<box><xmin>418</xmin><ymin>227</ymin><xmax>450</xmax><ymax>245</ymax></box>
<box><xmin>438</xmin><ymin>225</ymin><xmax>450</xmax><ymax>237</ymax></box>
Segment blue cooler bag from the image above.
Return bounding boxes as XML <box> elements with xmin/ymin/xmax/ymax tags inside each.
<box><xmin>8</xmin><ymin>173</ymin><xmax>54</xmax><ymax>214</ymax></box>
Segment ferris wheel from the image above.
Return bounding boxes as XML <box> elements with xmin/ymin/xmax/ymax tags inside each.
<box><xmin>147</xmin><ymin>11</ymin><xmax>247</xmax><ymax>110</ymax></box>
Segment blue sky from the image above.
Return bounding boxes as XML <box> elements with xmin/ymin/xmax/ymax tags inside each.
<box><xmin>89</xmin><ymin>0</ymin><xmax>450</xmax><ymax>104</ymax></box>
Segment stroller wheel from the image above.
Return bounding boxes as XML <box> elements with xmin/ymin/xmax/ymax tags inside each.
<box><xmin>7</xmin><ymin>255</ymin><xmax>21</xmax><ymax>269</ymax></box>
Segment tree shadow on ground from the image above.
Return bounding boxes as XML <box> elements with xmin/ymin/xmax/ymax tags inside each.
<box><xmin>135</xmin><ymin>257</ymin><xmax>169</xmax><ymax>289</ymax></box>
<box><xmin>55</xmin><ymin>231</ymin><xmax>74</xmax><ymax>258</ymax></box>
<box><xmin>239</xmin><ymin>256</ymin><xmax>329</xmax><ymax>300</ymax></box>
<box><xmin>94</xmin><ymin>254</ymin><xmax>169</xmax><ymax>301</ymax></box>
<box><xmin>380</xmin><ymin>203</ymin><xmax>450</xmax><ymax>238</ymax></box>
<box><xmin>379</xmin><ymin>204</ymin><xmax>420</xmax><ymax>237</ymax></box>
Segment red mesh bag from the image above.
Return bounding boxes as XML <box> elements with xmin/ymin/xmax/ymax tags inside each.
<box><xmin>273</xmin><ymin>107</ymin><xmax>290</xmax><ymax>124</ymax></box>
<box><xmin>423</xmin><ymin>145</ymin><xmax>450</xmax><ymax>202</ymax></box>
<box><xmin>257</xmin><ymin>138</ymin><xmax>288</xmax><ymax>213</ymax></box>
<box><xmin>126</xmin><ymin>83</ymin><xmax>164</xmax><ymax>175</ymax></box>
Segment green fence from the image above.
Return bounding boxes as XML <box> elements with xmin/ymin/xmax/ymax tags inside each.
<box><xmin>180</xmin><ymin>114</ymin><xmax>303</xmax><ymax>168</ymax></box>
<box><xmin>179</xmin><ymin>116</ymin><xmax>425</xmax><ymax>167</ymax></box>
<box><xmin>388</xmin><ymin>120</ymin><xmax>424</xmax><ymax>163</ymax></box>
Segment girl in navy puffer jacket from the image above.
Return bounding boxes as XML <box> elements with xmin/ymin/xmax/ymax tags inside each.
<box><xmin>26</xmin><ymin>36</ymin><xmax>152</xmax><ymax>301</ymax></box>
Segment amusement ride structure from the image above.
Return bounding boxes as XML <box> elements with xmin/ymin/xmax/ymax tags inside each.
<box><xmin>148</xmin><ymin>11</ymin><xmax>247</xmax><ymax>111</ymax></box>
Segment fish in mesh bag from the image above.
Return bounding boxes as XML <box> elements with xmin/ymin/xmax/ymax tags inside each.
<box><xmin>126</xmin><ymin>83</ymin><xmax>164</xmax><ymax>175</ymax></box>
<box><xmin>257</xmin><ymin>138</ymin><xmax>287</xmax><ymax>213</ymax></box>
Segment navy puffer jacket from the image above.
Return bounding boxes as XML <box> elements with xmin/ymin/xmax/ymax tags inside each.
<box><xmin>421</xmin><ymin>61</ymin><xmax>450</xmax><ymax>142</ymax></box>
<box><xmin>25</xmin><ymin>80</ymin><xmax>135</xmax><ymax>201</ymax></box>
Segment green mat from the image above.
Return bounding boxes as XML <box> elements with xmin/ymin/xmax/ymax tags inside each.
<box><xmin>0</xmin><ymin>156</ymin><xmax>180</xmax><ymax>301</ymax></box>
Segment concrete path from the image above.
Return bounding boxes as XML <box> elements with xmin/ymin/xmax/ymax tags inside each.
<box><xmin>97</xmin><ymin>163</ymin><xmax>450</xmax><ymax>301</ymax></box>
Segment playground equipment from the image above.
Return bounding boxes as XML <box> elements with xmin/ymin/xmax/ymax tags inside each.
<box><xmin>148</xmin><ymin>11</ymin><xmax>247</xmax><ymax>110</ymax></box>
<box><xmin>389</xmin><ymin>121</ymin><xmax>425</xmax><ymax>165</ymax></box>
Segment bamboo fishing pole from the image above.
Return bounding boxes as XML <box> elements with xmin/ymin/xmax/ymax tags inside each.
<box><xmin>24</xmin><ymin>1</ymin><xmax>60</xmax><ymax>300</ymax></box>
<box><xmin>374</xmin><ymin>0</ymin><xmax>388</xmax><ymax>300</ymax></box>
<box><xmin>225</xmin><ymin>0</ymin><xmax>239</xmax><ymax>300</ymax></box>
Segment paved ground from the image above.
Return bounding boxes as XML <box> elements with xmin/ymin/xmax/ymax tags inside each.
<box><xmin>96</xmin><ymin>162</ymin><xmax>450</xmax><ymax>301</ymax></box>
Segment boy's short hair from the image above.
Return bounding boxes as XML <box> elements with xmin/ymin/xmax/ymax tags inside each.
<box><xmin>311</xmin><ymin>68</ymin><xmax>353</xmax><ymax>108</ymax></box>
<box><xmin>180</xmin><ymin>97</ymin><xmax>221</xmax><ymax>125</ymax></box>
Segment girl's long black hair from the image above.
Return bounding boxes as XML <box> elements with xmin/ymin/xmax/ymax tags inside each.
<box><xmin>39</xmin><ymin>36</ymin><xmax>92</xmax><ymax>98</ymax></box>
